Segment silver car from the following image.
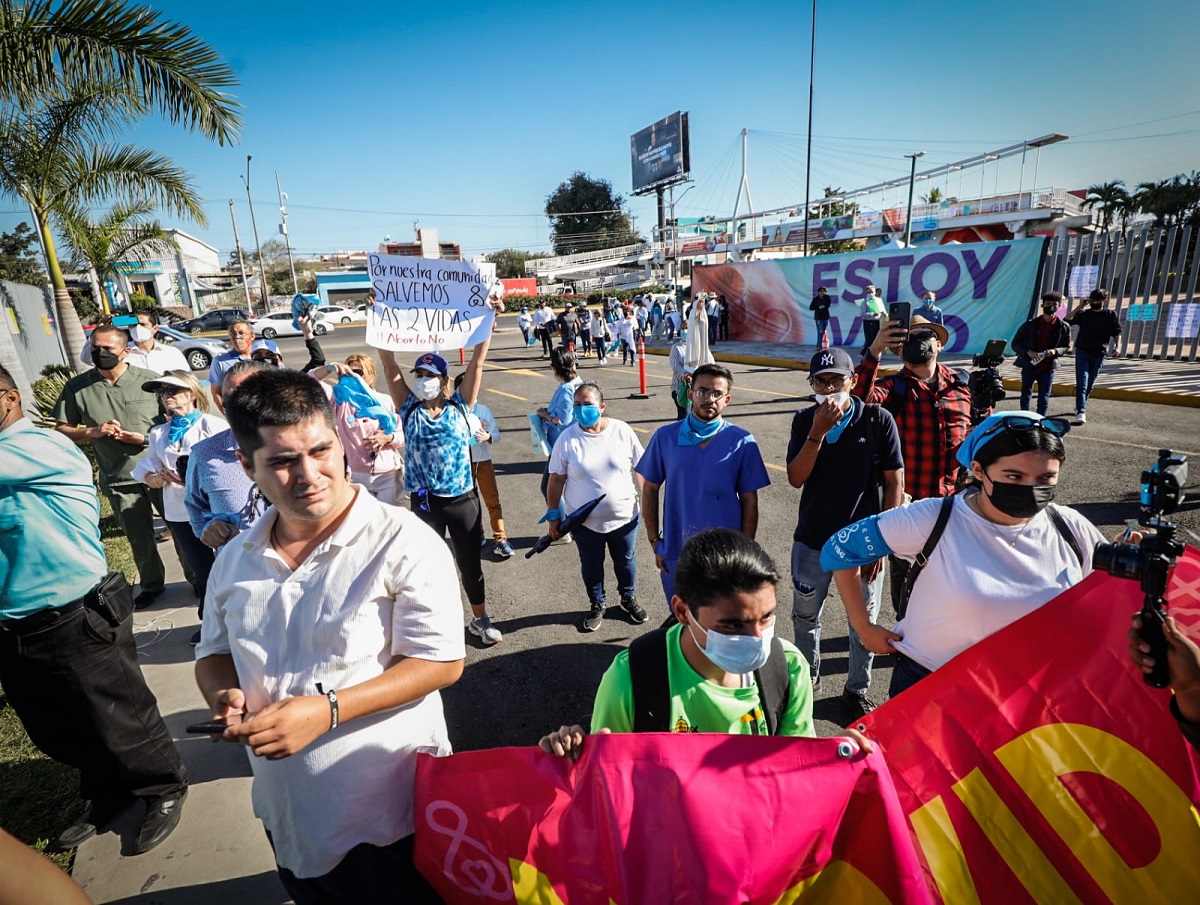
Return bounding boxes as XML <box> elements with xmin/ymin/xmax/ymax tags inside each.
<box><xmin>155</xmin><ymin>325</ymin><xmax>228</xmax><ymax>371</ymax></box>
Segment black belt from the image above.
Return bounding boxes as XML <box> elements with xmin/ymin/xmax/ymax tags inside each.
<box><xmin>0</xmin><ymin>598</ymin><xmax>86</xmax><ymax>636</ymax></box>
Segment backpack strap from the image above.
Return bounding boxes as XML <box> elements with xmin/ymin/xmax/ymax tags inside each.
<box><xmin>1045</xmin><ymin>505</ymin><xmax>1084</xmax><ymax>567</ymax></box>
<box><xmin>898</xmin><ymin>495</ymin><xmax>956</xmax><ymax>617</ymax></box>
<box><xmin>753</xmin><ymin>638</ymin><xmax>791</xmax><ymax>736</ymax></box>
<box><xmin>629</xmin><ymin>626</ymin><xmax>673</xmax><ymax>732</ymax></box>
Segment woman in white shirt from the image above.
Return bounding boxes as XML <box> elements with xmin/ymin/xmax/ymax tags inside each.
<box><xmin>132</xmin><ymin>370</ymin><xmax>227</xmax><ymax>635</ymax></box>
<box><xmin>821</xmin><ymin>411</ymin><xmax>1105</xmax><ymax>697</ymax></box>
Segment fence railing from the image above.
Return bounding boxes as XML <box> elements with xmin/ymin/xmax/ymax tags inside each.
<box><xmin>1038</xmin><ymin>227</ymin><xmax>1200</xmax><ymax>362</ymax></box>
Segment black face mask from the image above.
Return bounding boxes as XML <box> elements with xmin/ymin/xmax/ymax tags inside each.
<box><xmin>93</xmin><ymin>347</ymin><xmax>122</xmax><ymax>370</ymax></box>
<box><xmin>984</xmin><ymin>472</ymin><xmax>1056</xmax><ymax>518</ymax></box>
<box><xmin>1090</xmin><ymin>301</ymin><xmax>1103</xmax><ymax>309</ymax></box>
<box><xmin>902</xmin><ymin>336</ymin><xmax>936</xmax><ymax>364</ymax></box>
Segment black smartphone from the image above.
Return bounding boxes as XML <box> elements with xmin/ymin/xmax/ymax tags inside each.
<box><xmin>983</xmin><ymin>339</ymin><xmax>1007</xmax><ymax>358</ymax></box>
<box><xmin>186</xmin><ymin>720</ymin><xmax>231</xmax><ymax>734</ymax></box>
<box><xmin>888</xmin><ymin>302</ymin><xmax>911</xmax><ymax>330</ymax></box>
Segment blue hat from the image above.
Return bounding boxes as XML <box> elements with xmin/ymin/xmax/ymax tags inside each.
<box><xmin>956</xmin><ymin>411</ymin><xmax>1070</xmax><ymax>468</ymax></box>
<box><xmin>250</xmin><ymin>338</ymin><xmax>280</xmax><ymax>356</ymax></box>
<box><xmin>411</xmin><ymin>352</ymin><xmax>448</xmax><ymax>377</ymax></box>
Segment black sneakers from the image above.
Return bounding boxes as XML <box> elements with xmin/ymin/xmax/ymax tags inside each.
<box><xmin>841</xmin><ymin>689</ymin><xmax>877</xmax><ymax>722</ymax></box>
<box><xmin>133</xmin><ymin>789</ymin><xmax>187</xmax><ymax>855</ymax></box>
<box><xmin>582</xmin><ymin>602</ymin><xmax>605</xmax><ymax>632</ymax></box>
<box><xmin>620</xmin><ymin>596</ymin><xmax>648</xmax><ymax>625</ymax></box>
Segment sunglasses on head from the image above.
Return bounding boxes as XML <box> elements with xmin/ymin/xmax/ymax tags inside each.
<box><xmin>976</xmin><ymin>415</ymin><xmax>1070</xmax><ymax>443</ymax></box>
<box><xmin>350</xmin><ymin>369</ymin><xmax>365</xmax><ymax>377</ymax></box>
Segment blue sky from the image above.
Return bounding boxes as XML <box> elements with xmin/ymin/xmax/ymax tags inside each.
<box><xmin>4</xmin><ymin>0</ymin><xmax>1199</xmax><ymax>263</ymax></box>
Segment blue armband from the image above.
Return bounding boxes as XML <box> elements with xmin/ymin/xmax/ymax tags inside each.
<box><xmin>820</xmin><ymin>514</ymin><xmax>894</xmax><ymax>571</ymax></box>
<box><xmin>539</xmin><ymin>508</ymin><xmax>562</xmax><ymax>524</ymax></box>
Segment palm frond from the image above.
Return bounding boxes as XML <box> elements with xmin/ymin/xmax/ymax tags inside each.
<box><xmin>61</xmin><ymin>144</ymin><xmax>208</xmax><ymax>227</ymax></box>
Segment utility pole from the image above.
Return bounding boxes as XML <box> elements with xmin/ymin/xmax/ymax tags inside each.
<box><xmin>240</xmin><ymin>155</ymin><xmax>271</xmax><ymax>314</ymax></box>
<box><xmin>229</xmin><ymin>200</ymin><xmax>252</xmax><ymax>310</ymax></box>
<box><xmin>803</xmin><ymin>0</ymin><xmax>817</xmax><ymax>257</ymax></box>
<box><xmin>275</xmin><ymin>170</ymin><xmax>298</xmax><ymax>294</ymax></box>
<box><xmin>903</xmin><ymin>151</ymin><xmax>926</xmax><ymax>248</ymax></box>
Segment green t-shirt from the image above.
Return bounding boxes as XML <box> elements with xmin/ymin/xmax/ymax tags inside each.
<box><xmin>590</xmin><ymin>624</ymin><xmax>814</xmax><ymax>737</ymax></box>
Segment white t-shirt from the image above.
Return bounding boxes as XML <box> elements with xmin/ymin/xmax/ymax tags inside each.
<box><xmin>548</xmin><ymin>419</ymin><xmax>644</xmax><ymax>533</ymax></box>
<box><xmin>532</xmin><ymin>307</ymin><xmax>554</xmax><ymax>328</ymax></box>
<box><xmin>468</xmin><ymin>401</ymin><xmax>499</xmax><ymax>463</ymax></box>
<box><xmin>880</xmin><ymin>492</ymin><xmax>1105</xmax><ymax>671</ymax></box>
<box><xmin>197</xmin><ymin>491</ymin><xmax>466</xmax><ymax>878</ymax></box>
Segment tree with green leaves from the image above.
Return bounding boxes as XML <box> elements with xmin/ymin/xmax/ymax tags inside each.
<box><xmin>0</xmin><ymin>221</ymin><xmax>47</xmax><ymax>284</ymax></box>
<box><xmin>806</xmin><ymin>187</ymin><xmax>860</xmax><ymax>255</ymax></box>
<box><xmin>0</xmin><ymin>80</ymin><xmax>207</xmax><ymax>366</ymax></box>
<box><xmin>1084</xmin><ymin>180</ymin><xmax>1129</xmax><ymax>232</ymax></box>
<box><xmin>57</xmin><ymin>199</ymin><xmax>178</xmax><ymax>315</ymax></box>
<box><xmin>484</xmin><ymin>248</ymin><xmax>549</xmax><ymax>278</ymax></box>
<box><xmin>0</xmin><ymin>0</ymin><xmax>240</xmax><ymax>368</ymax></box>
<box><xmin>544</xmin><ymin>173</ymin><xmax>639</xmax><ymax>256</ymax></box>
<box><xmin>1134</xmin><ymin>174</ymin><xmax>1200</xmax><ymax>230</ymax></box>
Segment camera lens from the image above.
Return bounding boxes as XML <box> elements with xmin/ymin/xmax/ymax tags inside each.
<box><xmin>1093</xmin><ymin>542</ymin><xmax>1143</xmax><ymax>580</ymax></box>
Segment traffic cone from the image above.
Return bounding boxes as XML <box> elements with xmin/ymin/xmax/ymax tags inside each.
<box><xmin>820</xmin><ymin>328</ymin><xmax>830</xmax><ymax>350</ymax></box>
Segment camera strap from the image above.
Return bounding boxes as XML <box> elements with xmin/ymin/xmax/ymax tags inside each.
<box><xmin>1045</xmin><ymin>506</ymin><xmax>1084</xmax><ymax>568</ymax></box>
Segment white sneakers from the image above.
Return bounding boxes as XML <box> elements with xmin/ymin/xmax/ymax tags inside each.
<box><xmin>468</xmin><ymin>615</ymin><xmax>502</xmax><ymax>645</ymax></box>
<box><xmin>1073</xmin><ymin>412</ymin><xmax>1087</xmax><ymax>425</ymax></box>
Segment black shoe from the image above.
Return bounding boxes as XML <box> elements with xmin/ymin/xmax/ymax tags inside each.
<box><xmin>133</xmin><ymin>589</ymin><xmax>163</xmax><ymax>611</ymax></box>
<box><xmin>620</xmin><ymin>595</ymin><xmax>648</xmax><ymax>625</ymax></box>
<box><xmin>841</xmin><ymin>689</ymin><xmax>876</xmax><ymax>723</ymax></box>
<box><xmin>582</xmin><ymin>602</ymin><xmax>605</xmax><ymax>632</ymax></box>
<box><xmin>189</xmin><ymin>630</ymin><xmax>201</xmax><ymax>646</ymax></box>
<box><xmin>133</xmin><ymin>789</ymin><xmax>187</xmax><ymax>855</ymax></box>
<box><xmin>55</xmin><ymin>801</ymin><xmax>113</xmax><ymax>850</ymax></box>
<box><xmin>155</xmin><ymin>526</ymin><xmax>172</xmax><ymax>544</ymax></box>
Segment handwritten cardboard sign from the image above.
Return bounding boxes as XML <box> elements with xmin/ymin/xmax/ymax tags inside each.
<box><xmin>366</xmin><ymin>254</ymin><xmax>495</xmax><ymax>352</ymax></box>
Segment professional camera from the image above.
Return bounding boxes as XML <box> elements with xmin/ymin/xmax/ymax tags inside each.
<box><xmin>1094</xmin><ymin>449</ymin><xmax>1188</xmax><ymax>688</ymax></box>
<box><xmin>967</xmin><ymin>338</ymin><xmax>1008</xmax><ymax>423</ymax></box>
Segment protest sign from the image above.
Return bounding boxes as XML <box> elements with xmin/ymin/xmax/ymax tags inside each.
<box><xmin>863</xmin><ymin>547</ymin><xmax>1200</xmax><ymax>904</ymax></box>
<box><xmin>692</xmin><ymin>238</ymin><xmax>1046</xmax><ymax>354</ymax></box>
<box><xmin>415</xmin><ymin>734</ymin><xmax>930</xmax><ymax>904</ymax></box>
<box><xmin>365</xmin><ymin>254</ymin><xmax>495</xmax><ymax>352</ymax></box>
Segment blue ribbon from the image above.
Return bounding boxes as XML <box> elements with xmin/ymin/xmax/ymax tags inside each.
<box><xmin>332</xmin><ymin>373</ymin><xmax>398</xmax><ymax>435</ymax></box>
<box><xmin>822</xmin><ymin>398</ymin><xmax>858</xmax><ymax>445</ymax></box>
<box><xmin>539</xmin><ymin>508</ymin><xmax>562</xmax><ymax>523</ymax></box>
<box><xmin>167</xmin><ymin>410</ymin><xmax>201</xmax><ymax>445</ymax></box>
<box><xmin>678</xmin><ymin>413</ymin><xmax>725</xmax><ymax>447</ymax></box>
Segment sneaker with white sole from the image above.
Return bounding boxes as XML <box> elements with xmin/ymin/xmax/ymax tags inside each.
<box><xmin>1073</xmin><ymin>411</ymin><xmax>1087</xmax><ymax>425</ymax></box>
<box><xmin>468</xmin><ymin>615</ymin><xmax>503</xmax><ymax>645</ymax></box>
<box><xmin>582</xmin><ymin>602</ymin><xmax>605</xmax><ymax>632</ymax></box>
<box><xmin>551</xmin><ymin>532</ymin><xmax>573</xmax><ymax>545</ymax></box>
<box><xmin>620</xmin><ymin>595</ymin><xmax>648</xmax><ymax>624</ymax></box>
<box><xmin>493</xmin><ymin>540</ymin><xmax>514</xmax><ymax>559</ymax></box>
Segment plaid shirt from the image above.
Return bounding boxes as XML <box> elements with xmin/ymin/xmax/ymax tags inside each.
<box><xmin>852</xmin><ymin>353</ymin><xmax>974</xmax><ymax>500</ymax></box>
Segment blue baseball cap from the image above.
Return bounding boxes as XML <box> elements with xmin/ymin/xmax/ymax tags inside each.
<box><xmin>956</xmin><ymin>411</ymin><xmax>1071</xmax><ymax>468</ymax></box>
<box><xmin>411</xmin><ymin>352</ymin><xmax>448</xmax><ymax>377</ymax></box>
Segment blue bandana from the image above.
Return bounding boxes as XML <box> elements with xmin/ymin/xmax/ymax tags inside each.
<box><xmin>167</xmin><ymin>410</ymin><xmax>201</xmax><ymax>445</ymax></box>
<box><xmin>821</xmin><ymin>398</ymin><xmax>859</xmax><ymax>444</ymax></box>
<box><xmin>678</xmin><ymin>413</ymin><xmax>725</xmax><ymax>447</ymax></box>
<box><xmin>333</xmin><ymin>373</ymin><xmax>398</xmax><ymax>435</ymax></box>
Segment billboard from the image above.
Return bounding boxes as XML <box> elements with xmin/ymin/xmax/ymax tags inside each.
<box><xmin>630</xmin><ymin>111</ymin><xmax>690</xmax><ymax>195</ymax></box>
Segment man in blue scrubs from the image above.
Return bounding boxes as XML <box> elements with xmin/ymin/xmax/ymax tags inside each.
<box><xmin>637</xmin><ymin>364</ymin><xmax>770</xmax><ymax>607</ymax></box>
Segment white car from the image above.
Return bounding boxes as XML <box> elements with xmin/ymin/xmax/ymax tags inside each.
<box><xmin>315</xmin><ymin>304</ymin><xmax>366</xmax><ymax>324</ymax></box>
<box><xmin>253</xmin><ymin>311</ymin><xmax>331</xmax><ymax>339</ymax></box>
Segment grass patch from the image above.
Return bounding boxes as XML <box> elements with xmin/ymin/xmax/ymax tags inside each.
<box><xmin>0</xmin><ymin>495</ymin><xmax>136</xmax><ymax>870</ymax></box>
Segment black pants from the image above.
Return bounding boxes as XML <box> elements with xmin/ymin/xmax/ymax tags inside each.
<box><xmin>538</xmin><ymin>328</ymin><xmax>553</xmax><ymax>356</ymax></box>
<box><xmin>274</xmin><ymin>834</ymin><xmax>442</xmax><ymax>905</ymax></box>
<box><xmin>674</xmin><ymin>402</ymin><xmax>688</xmax><ymax>421</ymax></box>
<box><xmin>889</xmin><ymin>652</ymin><xmax>933</xmax><ymax>697</ymax></box>
<box><xmin>0</xmin><ymin>600</ymin><xmax>188</xmax><ymax>811</ymax></box>
<box><xmin>411</xmin><ymin>490</ymin><xmax>485</xmax><ymax>608</ymax></box>
<box><xmin>166</xmin><ymin>519</ymin><xmax>215</xmax><ymax>614</ymax></box>
<box><xmin>889</xmin><ymin>554</ymin><xmax>911</xmax><ymax>620</ymax></box>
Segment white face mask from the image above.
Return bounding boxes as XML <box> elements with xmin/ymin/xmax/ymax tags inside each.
<box><xmin>130</xmin><ymin>325</ymin><xmax>153</xmax><ymax>343</ymax></box>
<box><xmin>411</xmin><ymin>375</ymin><xmax>442</xmax><ymax>401</ymax></box>
<box><xmin>814</xmin><ymin>391</ymin><xmax>850</xmax><ymax>406</ymax></box>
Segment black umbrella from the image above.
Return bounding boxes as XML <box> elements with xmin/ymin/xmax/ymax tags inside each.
<box><xmin>525</xmin><ymin>494</ymin><xmax>606</xmax><ymax>559</ymax></box>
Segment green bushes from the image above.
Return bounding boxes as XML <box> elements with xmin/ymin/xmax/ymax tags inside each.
<box><xmin>497</xmin><ymin>285</ymin><xmax>672</xmax><ymax>313</ymax></box>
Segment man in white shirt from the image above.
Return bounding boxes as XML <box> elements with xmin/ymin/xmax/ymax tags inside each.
<box><xmin>194</xmin><ymin>368</ymin><xmax>465</xmax><ymax>904</ymax></box>
<box><xmin>532</xmin><ymin>300</ymin><xmax>555</xmax><ymax>358</ymax></box>
<box><xmin>124</xmin><ymin>312</ymin><xmax>191</xmax><ymax>374</ymax></box>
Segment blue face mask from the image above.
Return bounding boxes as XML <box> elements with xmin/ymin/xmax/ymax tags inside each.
<box><xmin>573</xmin><ymin>403</ymin><xmax>602</xmax><ymax>428</ymax></box>
<box><xmin>688</xmin><ymin>619</ymin><xmax>774</xmax><ymax>675</ymax></box>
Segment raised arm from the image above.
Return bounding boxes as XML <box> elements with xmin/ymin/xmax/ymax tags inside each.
<box><xmin>459</xmin><ymin>298</ymin><xmax>505</xmax><ymax>408</ymax></box>
<box><xmin>379</xmin><ymin>351</ymin><xmax>411</xmax><ymax>410</ymax></box>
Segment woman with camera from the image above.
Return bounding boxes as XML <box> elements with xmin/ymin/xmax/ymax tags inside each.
<box><xmin>821</xmin><ymin>411</ymin><xmax>1107</xmax><ymax>696</ymax></box>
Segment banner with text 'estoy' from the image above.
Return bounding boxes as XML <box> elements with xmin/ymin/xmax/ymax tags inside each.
<box><xmin>365</xmin><ymin>254</ymin><xmax>495</xmax><ymax>352</ymax></box>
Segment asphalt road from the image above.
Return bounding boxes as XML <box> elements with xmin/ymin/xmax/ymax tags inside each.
<box><xmin>268</xmin><ymin>323</ymin><xmax>1200</xmax><ymax>745</ymax></box>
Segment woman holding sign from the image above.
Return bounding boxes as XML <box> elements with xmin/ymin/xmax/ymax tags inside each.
<box><xmin>379</xmin><ymin>297</ymin><xmax>506</xmax><ymax>646</ymax></box>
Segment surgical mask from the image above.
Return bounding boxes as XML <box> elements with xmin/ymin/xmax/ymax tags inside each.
<box><xmin>813</xmin><ymin>391</ymin><xmax>850</xmax><ymax>406</ymax></box>
<box><xmin>902</xmin><ymin>335</ymin><xmax>936</xmax><ymax>364</ymax></box>
<box><xmin>573</xmin><ymin>404</ymin><xmax>602</xmax><ymax>428</ymax></box>
<box><xmin>688</xmin><ymin>619</ymin><xmax>774</xmax><ymax>675</ymax></box>
<box><xmin>411</xmin><ymin>375</ymin><xmax>442</xmax><ymax>401</ymax></box>
<box><xmin>983</xmin><ymin>472</ymin><xmax>1056</xmax><ymax>519</ymax></box>
<box><xmin>92</xmin><ymin>347</ymin><xmax>122</xmax><ymax>370</ymax></box>
<box><xmin>130</xmin><ymin>325</ymin><xmax>153</xmax><ymax>343</ymax></box>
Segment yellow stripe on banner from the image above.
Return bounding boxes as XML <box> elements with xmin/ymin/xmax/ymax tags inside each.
<box><xmin>486</xmin><ymin>388</ymin><xmax>527</xmax><ymax>402</ymax></box>
<box><xmin>909</xmin><ymin>794</ymin><xmax>982</xmax><ymax>905</ymax></box>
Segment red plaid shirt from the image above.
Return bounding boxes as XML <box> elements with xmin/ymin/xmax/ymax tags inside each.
<box><xmin>852</xmin><ymin>353</ymin><xmax>975</xmax><ymax>500</ymax></box>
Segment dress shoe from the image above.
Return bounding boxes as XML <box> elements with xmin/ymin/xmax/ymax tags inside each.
<box><xmin>55</xmin><ymin>801</ymin><xmax>118</xmax><ymax>850</ymax></box>
<box><xmin>155</xmin><ymin>526</ymin><xmax>173</xmax><ymax>544</ymax></box>
<box><xmin>132</xmin><ymin>789</ymin><xmax>187</xmax><ymax>854</ymax></box>
<box><xmin>133</xmin><ymin>588</ymin><xmax>163</xmax><ymax>611</ymax></box>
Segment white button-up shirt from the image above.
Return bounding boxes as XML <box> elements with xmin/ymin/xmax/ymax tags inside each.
<box><xmin>125</xmin><ymin>341</ymin><xmax>190</xmax><ymax>375</ymax></box>
<box><xmin>197</xmin><ymin>489</ymin><xmax>466</xmax><ymax>878</ymax></box>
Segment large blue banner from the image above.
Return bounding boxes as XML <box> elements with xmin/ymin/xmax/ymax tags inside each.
<box><xmin>692</xmin><ymin>238</ymin><xmax>1046</xmax><ymax>355</ymax></box>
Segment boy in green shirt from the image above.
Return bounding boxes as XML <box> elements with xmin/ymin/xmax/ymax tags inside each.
<box><xmin>541</xmin><ymin>529</ymin><xmax>867</xmax><ymax>759</ymax></box>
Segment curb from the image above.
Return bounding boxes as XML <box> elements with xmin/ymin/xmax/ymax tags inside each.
<box><xmin>644</xmin><ymin>348</ymin><xmax>1200</xmax><ymax>409</ymax></box>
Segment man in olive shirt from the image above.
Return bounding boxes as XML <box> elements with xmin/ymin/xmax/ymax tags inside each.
<box><xmin>53</xmin><ymin>325</ymin><xmax>166</xmax><ymax>603</ymax></box>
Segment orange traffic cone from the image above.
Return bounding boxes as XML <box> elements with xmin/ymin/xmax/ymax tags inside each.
<box><xmin>820</xmin><ymin>328</ymin><xmax>829</xmax><ymax>350</ymax></box>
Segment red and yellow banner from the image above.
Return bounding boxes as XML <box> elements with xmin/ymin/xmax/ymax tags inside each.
<box><xmin>413</xmin><ymin>549</ymin><xmax>1200</xmax><ymax>903</ymax></box>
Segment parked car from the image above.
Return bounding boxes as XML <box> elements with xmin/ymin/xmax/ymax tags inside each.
<box><xmin>253</xmin><ymin>311</ymin><xmax>331</xmax><ymax>339</ymax></box>
<box><xmin>315</xmin><ymin>304</ymin><xmax>366</xmax><ymax>324</ymax></box>
<box><xmin>154</xmin><ymin>326</ymin><xmax>228</xmax><ymax>371</ymax></box>
<box><xmin>177</xmin><ymin>308</ymin><xmax>253</xmax><ymax>334</ymax></box>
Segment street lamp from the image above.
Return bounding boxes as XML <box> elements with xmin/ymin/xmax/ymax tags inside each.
<box><xmin>240</xmin><ymin>156</ymin><xmax>271</xmax><ymax>315</ymax></box>
<box><xmin>903</xmin><ymin>151</ymin><xmax>926</xmax><ymax>248</ymax></box>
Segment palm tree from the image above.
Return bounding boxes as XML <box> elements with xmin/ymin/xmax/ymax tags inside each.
<box><xmin>58</xmin><ymin>199</ymin><xmax>179</xmax><ymax>316</ymax></box>
<box><xmin>0</xmin><ymin>80</ymin><xmax>206</xmax><ymax>367</ymax></box>
<box><xmin>0</xmin><ymin>0</ymin><xmax>241</xmax><ymax>145</ymax></box>
<box><xmin>1083</xmin><ymin>180</ymin><xmax>1128</xmax><ymax>232</ymax></box>
<box><xmin>920</xmin><ymin>187</ymin><xmax>943</xmax><ymax>205</ymax></box>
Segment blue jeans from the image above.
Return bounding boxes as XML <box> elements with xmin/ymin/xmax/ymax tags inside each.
<box><xmin>888</xmin><ymin>652</ymin><xmax>933</xmax><ymax>697</ymax></box>
<box><xmin>814</xmin><ymin>318</ymin><xmax>829</xmax><ymax>346</ymax></box>
<box><xmin>1019</xmin><ymin>367</ymin><xmax>1054</xmax><ymax>416</ymax></box>
<box><xmin>1074</xmin><ymin>349</ymin><xmax>1105</xmax><ymax>413</ymax></box>
<box><xmin>791</xmin><ymin>540</ymin><xmax>884</xmax><ymax>695</ymax></box>
<box><xmin>573</xmin><ymin>513</ymin><xmax>639</xmax><ymax>606</ymax></box>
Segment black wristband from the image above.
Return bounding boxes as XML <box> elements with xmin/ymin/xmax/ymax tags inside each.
<box><xmin>806</xmin><ymin>436</ymin><xmax>821</xmax><ymax>444</ymax></box>
<box><xmin>326</xmin><ymin>689</ymin><xmax>339</xmax><ymax>730</ymax></box>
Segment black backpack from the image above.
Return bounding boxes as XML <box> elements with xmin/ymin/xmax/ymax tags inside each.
<box><xmin>628</xmin><ymin>626</ymin><xmax>791</xmax><ymax>735</ymax></box>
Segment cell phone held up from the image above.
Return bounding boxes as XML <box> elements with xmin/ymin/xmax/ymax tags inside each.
<box><xmin>888</xmin><ymin>302</ymin><xmax>911</xmax><ymax>332</ymax></box>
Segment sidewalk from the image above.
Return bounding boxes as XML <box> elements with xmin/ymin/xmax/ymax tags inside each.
<box><xmin>70</xmin><ymin>555</ymin><xmax>289</xmax><ymax>905</ymax></box>
<box><xmin>643</xmin><ymin>336</ymin><xmax>1200</xmax><ymax>408</ymax></box>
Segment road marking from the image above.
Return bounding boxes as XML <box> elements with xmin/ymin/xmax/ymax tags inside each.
<box><xmin>765</xmin><ymin>462</ymin><xmax>788</xmax><ymax>473</ymax></box>
<box><xmin>1070</xmin><ymin>434</ymin><xmax>1200</xmax><ymax>458</ymax></box>
<box><xmin>631</xmin><ymin>426</ymin><xmax>651</xmax><ymax>434</ymax></box>
<box><xmin>486</xmin><ymin>388</ymin><xmax>527</xmax><ymax>401</ymax></box>
<box><xmin>484</xmin><ymin>364</ymin><xmax>545</xmax><ymax>378</ymax></box>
